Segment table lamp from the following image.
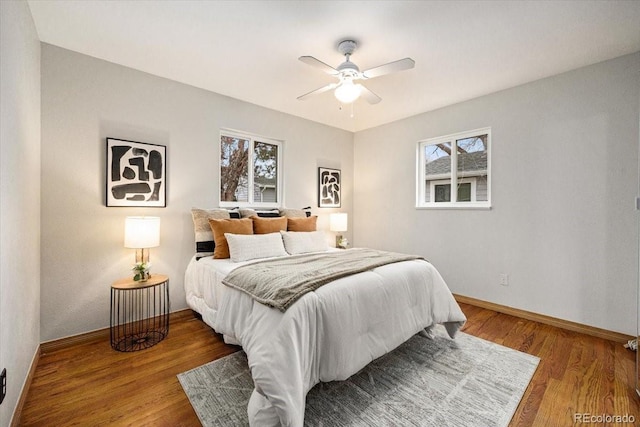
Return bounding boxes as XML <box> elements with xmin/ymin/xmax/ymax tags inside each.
<box><xmin>124</xmin><ymin>216</ymin><xmax>160</xmax><ymax>280</ymax></box>
<box><xmin>329</xmin><ymin>213</ymin><xmax>348</xmax><ymax>249</ymax></box>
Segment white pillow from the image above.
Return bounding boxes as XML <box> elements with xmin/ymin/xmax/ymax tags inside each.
<box><xmin>280</xmin><ymin>230</ymin><xmax>328</xmax><ymax>255</ymax></box>
<box><xmin>224</xmin><ymin>232</ymin><xmax>288</xmax><ymax>262</ymax></box>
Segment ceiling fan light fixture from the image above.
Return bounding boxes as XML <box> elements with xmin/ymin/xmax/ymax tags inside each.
<box><xmin>334</xmin><ymin>80</ymin><xmax>362</xmax><ymax>104</ymax></box>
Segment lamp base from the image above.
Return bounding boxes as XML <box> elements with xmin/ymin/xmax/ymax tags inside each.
<box><xmin>135</xmin><ymin>248</ymin><xmax>150</xmax><ymax>264</ymax></box>
<box><xmin>133</xmin><ymin>249</ymin><xmax>151</xmax><ymax>281</ymax></box>
<box><xmin>335</xmin><ymin>234</ymin><xmax>348</xmax><ymax>249</ymax></box>
<box><xmin>134</xmin><ymin>271</ymin><xmax>149</xmax><ymax>282</ymax></box>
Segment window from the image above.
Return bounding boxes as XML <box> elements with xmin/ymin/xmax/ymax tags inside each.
<box><xmin>220</xmin><ymin>130</ymin><xmax>283</xmax><ymax>207</ymax></box>
<box><xmin>416</xmin><ymin>128</ymin><xmax>490</xmax><ymax>208</ymax></box>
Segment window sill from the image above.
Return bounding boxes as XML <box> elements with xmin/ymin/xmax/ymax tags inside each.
<box><xmin>415</xmin><ymin>203</ymin><xmax>491</xmax><ymax>210</ymax></box>
<box><xmin>219</xmin><ymin>202</ymin><xmax>282</xmax><ymax>209</ymax></box>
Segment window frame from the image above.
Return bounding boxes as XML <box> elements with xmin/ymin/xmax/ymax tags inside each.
<box><xmin>416</xmin><ymin>127</ymin><xmax>491</xmax><ymax>209</ymax></box>
<box><xmin>219</xmin><ymin>129</ymin><xmax>284</xmax><ymax>208</ymax></box>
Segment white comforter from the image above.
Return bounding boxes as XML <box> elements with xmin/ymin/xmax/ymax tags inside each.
<box><xmin>205</xmin><ymin>251</ymin><xmax>466</xmax><ymax>426</ymax></box>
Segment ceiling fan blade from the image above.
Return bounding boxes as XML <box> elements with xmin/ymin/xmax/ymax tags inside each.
<box><xmin>297</xmin><ymin>83</ymin><xmax>339</xmax><ymax>101</ymax></box>
<box><xmin>358</xmin><ymin>85</ymin><xmax>382</xmax><ymax>104</ymax></box>
<box><xmin>361</xmin><ymin>58</ymin><xmax>415</xmax><ymax>79</ymax></box>
<box><xmin>299</xmin><ymin>56</ymin><xmax>339</xmax><ymax>75</ymax></box>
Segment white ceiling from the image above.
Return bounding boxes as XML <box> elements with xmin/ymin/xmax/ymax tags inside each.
<box><xmin>27</xmin><ymin>1</ymin><xmax>640</xmax><ymax>132</ymax></box>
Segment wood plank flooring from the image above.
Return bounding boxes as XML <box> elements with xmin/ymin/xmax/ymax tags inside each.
<box><xmin>17</xmin><ymin>303</ymin><xmax>640</xmax><ymax>426</ymax></box>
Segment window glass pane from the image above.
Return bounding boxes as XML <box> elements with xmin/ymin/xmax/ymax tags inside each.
<box><xmin>424</xmin><ymin>142</ymin><xmax>451</xmax><ymax>203</ymax></box>
<box><xmin>457</xmin><ymin>183</ymin><xmax>471</xmax><ymax>202</ymax></box>
<box><xmin>253</xmin><ymin>141</ymin><xmax>278</xmax><ymax>203</ymax></box>
<box><xmin>456</xmin><ymin>134</ymin><xmax>488</xmax><ymax>202</ymax></box>
<box><xmin>220</xmin><ymin>135</ymin><xmax>249</xmax><ymax>202</ymax></box>
<box><xmin>434</xmin><ymin>183</ymin><xmax>451</xmax><ymax>202</ymax></box>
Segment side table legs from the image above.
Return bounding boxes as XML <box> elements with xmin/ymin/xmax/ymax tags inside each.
<box><xmin>110</xmin><ymin>280</ymin><xmax>169</xmax><ymax>351</ymax></box>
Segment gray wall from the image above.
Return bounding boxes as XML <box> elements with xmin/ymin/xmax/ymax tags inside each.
<box><xmin>354</xmin><ymin>53</ymin><xmax>640</xmax><ymax>335</ymax></box>
<box><xmin>0</xmin><ymin>1</ymin><xmax>41</xmax><ymax>424</ymax></box>
<box><xmin>40</xmin><ymin>44</ymin><xmax>353</xmax><ymax>342</ymax></box>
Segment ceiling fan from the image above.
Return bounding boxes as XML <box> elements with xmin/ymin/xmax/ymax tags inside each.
<box><xmin>297</xmin><ymin>39</ymin><xmax>415</xmax><ymax>105</ymax></box>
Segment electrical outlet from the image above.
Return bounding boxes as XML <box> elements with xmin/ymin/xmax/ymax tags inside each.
<box><xmin>1</xmin><ymin>368</ymin><xmax>6</xmax><ymax>405</ymax></box>
<box><xmin>499</xmin><ymin>274</ymin><xmax>509</xmax><ymax>286</ymax></box>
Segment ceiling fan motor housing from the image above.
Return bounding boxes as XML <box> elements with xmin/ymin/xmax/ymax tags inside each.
<box><xmin>337</xmin><ymin>40</ymin><xmax>357</xmax><ymax>56</ymax></box>
<box><xmin>336</xmin><ymin>40</ymin><xmax>360</xmax><ymax>77</ymax></box>
<box><xmin>337</xmin><ymin>61</ymin><xmax>360</xmax><ymax>77</ymax></box>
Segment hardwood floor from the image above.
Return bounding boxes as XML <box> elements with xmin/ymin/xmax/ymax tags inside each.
<box><xmin>18</xmin><ymin>312</ymin><xmax>238</xmax><ymax>426</ymax></box>
<box><xmin>17</xmin><ymin>303</ymin><xmax>639</xmax><ymax>426</ymax></box>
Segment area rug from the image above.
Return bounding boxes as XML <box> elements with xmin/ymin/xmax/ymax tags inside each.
<box><xmin>178</xmin><ymin>326</ymin><xmax>539</xmax><ymax>426</ymax></box>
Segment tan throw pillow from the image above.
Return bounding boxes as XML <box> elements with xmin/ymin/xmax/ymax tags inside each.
<box><xmin>208</xmin><ymin>218</ymin><xmax>253</xmax><ymax>259</ymax></box>
<box><xmin>252</xmin><ymin>216</ymin><xmax>287</xmax><ymax>234</ymax></box>
<box><xmin>287</xmin><ymin>216</ymin><xmax>317</xmax><ymax>232</ymax></box>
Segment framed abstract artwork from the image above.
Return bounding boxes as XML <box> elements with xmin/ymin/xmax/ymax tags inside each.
<box><xmin>106</xmin><ymin>138</ymin><xmax>166</xmax><ymax>207</ymax></box>
<box><xmin>318</xmin><ymin>167</ymin><xmax>341</xmax><ymax>208</ymax></box>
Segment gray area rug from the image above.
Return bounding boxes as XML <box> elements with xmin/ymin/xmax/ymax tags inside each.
<box><xmin>178</xmin><ymin>326</ymin><xmax>539</xmax><ymax>426</ymax></box>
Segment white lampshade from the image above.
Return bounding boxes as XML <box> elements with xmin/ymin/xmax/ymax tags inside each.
<box><xmin>334</xmin><ymin>80</ymin><xmax>362</xmax><ymax>104</ymax></box>
<box><xmin>124</xmin><ymin>216</ymin><xmax>160</xmax><ymax>249</ymax></box>
<box><xmin>329</xmin><ymin>213</ymin><xmax>348</xmax><ymax>233</ymax></box>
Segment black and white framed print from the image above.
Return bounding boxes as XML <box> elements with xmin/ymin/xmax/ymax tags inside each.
<box><xmin>318</xmin><ymin>167</ymin><xmax>341</xmax><ymax>208</ymax></box>
<box><xmin>106</xmin><ymin>138</ymin><xmax>166</xmax><ymax>207</ymax></box>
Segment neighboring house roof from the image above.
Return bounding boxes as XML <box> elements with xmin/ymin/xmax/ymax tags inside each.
<box><xmin>425</xmin><ymin>151</ymin><xmax>487</xmax><ymax>176</ymax></box>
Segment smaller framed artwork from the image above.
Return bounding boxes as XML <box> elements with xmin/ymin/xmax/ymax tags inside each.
<box><xmin>318</xmin><ymin>167</ymin><xmax>341</xmax><ymax>208</ymax></box>
<box><xmin>106</xmin><ymin>138</ymin><xmax>166</xmax><ymax>207</ymax></box>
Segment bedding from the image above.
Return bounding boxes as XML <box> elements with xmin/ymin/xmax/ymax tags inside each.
<box><xmin>208</xmin><ymin>217</ymin><xmax>253</xmax><ymax>259</ymax></box>
<box><xmin>251</xmin><ymin>216</ymin><xmax>288</xmax><ymax>234</ymax></box>
<box><xmin>191</xmin><ymin>207</ymin><xmax>312</xmax><ymax>259</ymax></box>
<box><xmin>223</xmin><ymin>248</ymin><xmax>423</xmax><ymax>311</ymax></box>
<box><xmin>278</xmin><ymin>208</ymin><xmax>308</xmax><ymax>218</ymax></box>
<box><xmin>286</xmin><ymin>215</ymin><xmax>317</xmax><ymax>231</ymax></box>
<box><xmin>184</xmin><ymin>248</ymin><xmax>466</xmax><ymax>426</ymax></box>
<box><xmin>280</xmin><ymin>230</ymin><xmax>328</xmax><ymax>255</ymax></box>
<box><xmin>224</xmin><ymin>232</ymin><xmax>288</xmax><ymax>263</ymax></box>
<box><xmin>240</xmin><ymin>208</ymin><xmax>281</xmax><ymax>218</ymax></box>
<box><xmin>191</xmin><ymin>208</ymin><xmax>240</xmax><ymax>258</ymax></box>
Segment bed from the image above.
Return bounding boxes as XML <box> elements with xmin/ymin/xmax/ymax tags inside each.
<box><xmin>184</xmin><ymin>208</ymin><xmax>466</xmax><ymax>426</ymax></box>
<box><xmin>184</xmin><ymin>226</ymin><xmax>467</xmax><ymax>426</ymax></box>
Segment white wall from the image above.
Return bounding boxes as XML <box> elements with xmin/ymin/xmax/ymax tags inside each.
<box><xmin>0</xmin><ymin>1</ymin><xmax>41</xmax><ymax>424</ymax></box>
<box><xmin>40</xmin><ymin>45</ymin><xmax>353</xmax><ymax>342</ymax></box>
<box><xmin>354</xmin><ymin>53</ymin><xmax>640</xmax><ymax>336</ymax></box>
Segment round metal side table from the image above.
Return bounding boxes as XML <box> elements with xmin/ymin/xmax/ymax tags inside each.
<box><xmin>110</xmin><ymin>274</ymin><xmax>170</xmax><ymax>352</ymax></box>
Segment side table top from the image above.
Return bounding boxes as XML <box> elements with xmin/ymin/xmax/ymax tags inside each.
<box><xmin>112</xmin><ymin>274</ymin><xmax>169</xmax><ymax>290</ymax></box>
